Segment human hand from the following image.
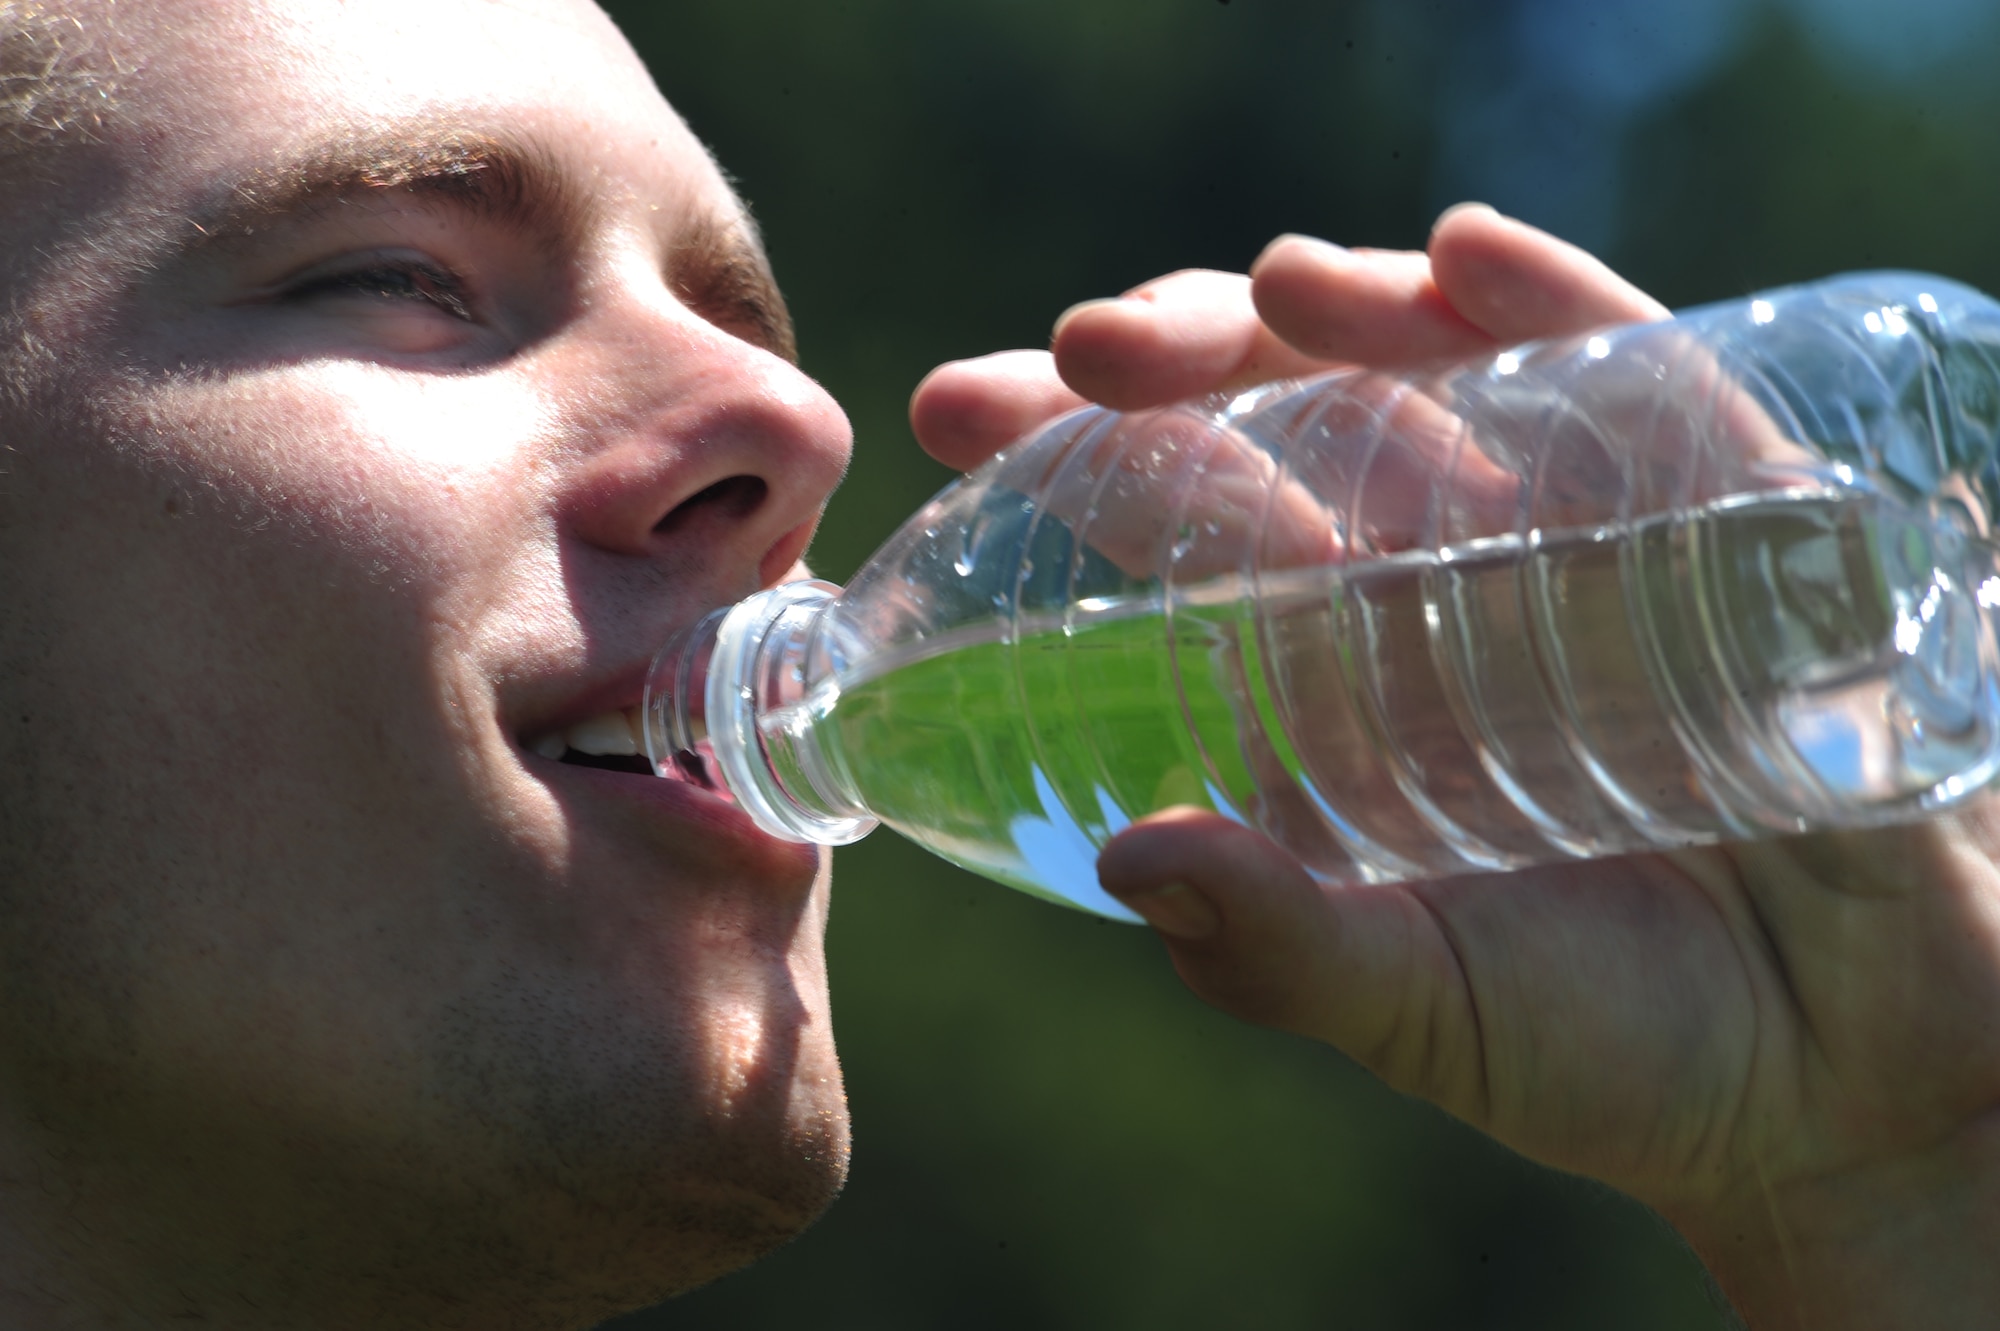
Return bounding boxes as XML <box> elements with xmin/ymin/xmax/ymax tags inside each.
<box><xmin>910</xmin><ymin>204</ymin><xmax>2000</xmax><ymax>1329</ymax></box>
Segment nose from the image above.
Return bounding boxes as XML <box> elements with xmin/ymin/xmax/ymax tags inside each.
<box><xmin>553</xmin><ymin>288</ymin><xmax>853</xmax><ymax>597</ymax></box>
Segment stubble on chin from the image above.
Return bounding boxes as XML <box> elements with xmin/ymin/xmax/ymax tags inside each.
<box><xmin>413</xmin><ymin>949</ymin><xmax>852</xmax><ymax>1311</ymax></box>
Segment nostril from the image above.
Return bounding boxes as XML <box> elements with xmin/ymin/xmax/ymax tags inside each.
<box><xmin>653</xmin><ymin>474</ymin><xmax>768</xmax><ymax>536</ymax></box>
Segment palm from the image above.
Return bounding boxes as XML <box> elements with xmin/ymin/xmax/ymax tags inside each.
<box><xmin>1374</xmin><ymin>811</ymin><xmax>2000</xmax><ymax>1210</ymax></box>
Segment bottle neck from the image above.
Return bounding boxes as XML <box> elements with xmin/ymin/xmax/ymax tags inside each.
<box><xmin>642</xmin><ymin>581</ymin><xmax>879</xmax><ymax>846</ymax></box>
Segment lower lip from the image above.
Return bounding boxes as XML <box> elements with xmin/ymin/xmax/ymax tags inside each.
<box><xmin>534</xmin><ymin>755</ymin><xmax>823</xmax><ymax>876</ymax></box>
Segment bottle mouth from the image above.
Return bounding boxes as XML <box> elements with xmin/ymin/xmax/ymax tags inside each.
<box><xmin>642</xmin><ymin>605</ymin><xmax>731</xmax><ymax>791</ymax></box>
<box><xmin>642</xmin><ymin>581</ymin><xmax>878</xmax><ymax>846</ymax></box>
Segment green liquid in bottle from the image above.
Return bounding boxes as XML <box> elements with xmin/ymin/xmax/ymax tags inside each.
<box><xmin>791</xmin><ymin>489</ymin><xmax>1990</xmax><ymax>915</ymax></box>
<box><xmin>816</xmin><ymin>602</ymin><xmax>1238</xmax><ymax>914</ymax></box>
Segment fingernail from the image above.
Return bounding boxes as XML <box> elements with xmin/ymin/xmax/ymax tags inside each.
<box><xmin>1256</xmin><ymin>233</ymin><xmax>1347</xmax><ymax>269</ymax></box>
<box><xmin>1433</xmin><ymin>200</ymin><xmax>1498</xmax><ymax>232</ymax></box>
<box><xmin>1118</xmin><ymin>881</ymin><xmax>1221</xmax><ymax>941</ymax></box>
<box><xmin>1052</xmin><ymin>296</ymin><xmax>1125</xmax><ymax>340</ymax></box>
<box><xmin>1276</xmin><ymin>232</ymin><xmax>1347</xmax><ymax>255</ymax></box>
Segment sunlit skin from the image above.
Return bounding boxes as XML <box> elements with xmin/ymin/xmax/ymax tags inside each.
<box><xmin>5</xmin><ymin>0</ymin><xmax>1997</xmax><ymax>1323</ymax></box>
<box><xmin>915</xmin><ymin>206</ymin><xmax>2000</xmax><ymax>1329</ymax></box>
<box><xmin>0</xmin><ymin>2</ymin><xmax>851</xmax><ymax>1327</ymax></box>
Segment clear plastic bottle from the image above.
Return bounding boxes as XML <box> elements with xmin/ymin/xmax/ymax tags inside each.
<box><xmin>644</xmin><ymin>273</ymin><xmax>2000</xmax><ymax>920</ymax></box>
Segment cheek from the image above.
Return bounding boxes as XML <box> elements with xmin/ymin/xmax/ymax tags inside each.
<box><xmin>0</xmin><ymin>367</ymin><xmax>576</xmax><ymax>935</ymax></box>
<box><xmin>119</xmin><ymin>364</ymin><xmax>555</xmax><ymax>575</ymax></box>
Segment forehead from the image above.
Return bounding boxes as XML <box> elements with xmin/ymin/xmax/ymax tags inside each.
<box><xmin>94</xmin><ymin>0</ymin><xmax>733</xmax><ymax>224</ymax></box>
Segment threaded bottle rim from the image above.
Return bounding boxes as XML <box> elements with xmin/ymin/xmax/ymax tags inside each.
<box><xmin>643</xmin><ymin>581</ymin><xmax>878</xmax><ymax>846</ymax></box>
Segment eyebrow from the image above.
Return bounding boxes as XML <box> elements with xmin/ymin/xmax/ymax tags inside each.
<box><xmin>173</xmin><ymin>124</ymin><xmax>797</xmax><ymax>362</ymax></box>
<box><xmin>183</xmin><ymin>128</ymin><xmax>589</xmax><ymax>252</ymax></box>
<box><xmin>668</xmin><ymin>210</ymin><xmax>798</xmax><ymax>365</ymax></box>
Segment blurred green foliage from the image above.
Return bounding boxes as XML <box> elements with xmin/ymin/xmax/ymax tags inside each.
<box><xmin>595</xmin><ymin>1</ymin><xmax>2000</xmax><ymax>1325</ymax></box>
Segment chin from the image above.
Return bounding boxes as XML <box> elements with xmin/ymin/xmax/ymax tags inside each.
<box><xmin>674</xmin><ymin>1001</ymin><xmax>853</xmax><ymax>1257</ymax></box>
<box><xmin>542</xmin><ymin>1068</ymin><xmax>852</xmax><ymax>1317</ymax></box>
<box><xmin>397</xmin><ymin>1054</ymin><xmax>851</xmax><ymax>1326</ymax></box>
<box><xmin>659</xmin><ymin>1100</ymin><xmax>854</xmax><ymax>1289</ymax></box>
<box><xmin>395</xmin><ymin>915</ymin><xmax>852</xmax><ymax>1317</ymax></box>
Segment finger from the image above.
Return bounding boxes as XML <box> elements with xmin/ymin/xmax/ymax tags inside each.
<box><xmin>910</xmin><ymin>350</ymin><xmax>1090</xmax><ymax>472</ymax></box>
<box><xmin>1034</xmin><ymin>405</ymin><xmax>1344</xmax><ymax>583</ymax></box>
<box><xmin>1051</xmin><ymin>269</ymin><xmax>1333</xmax><ymax>411</ymax></box>
<box><xmin>1249</xmin><ymin>235</ymin><xmax>1498</xmax><ymax>366</ymax></box>
<box><xmin>1096</xmin><ymin>808</ymin><xmax>1485</xmax><ymax>1106</ymax></box>
<box><xmin>1427</xmin><ymin>202</ymin><xmax>1669</xmax><ymax>344</ymax></box>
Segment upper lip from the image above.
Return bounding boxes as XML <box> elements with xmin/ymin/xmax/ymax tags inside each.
<box><xmin>516</xmin><ymin>659</ymin><xmax>655</xmax><ymax>758</ymax></box>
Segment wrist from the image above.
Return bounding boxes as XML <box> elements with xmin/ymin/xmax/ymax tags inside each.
<box><xmin>1661</xmin><ymin>1119</ymin><xmax>2000</xmax><ymax>1330</ymax></box>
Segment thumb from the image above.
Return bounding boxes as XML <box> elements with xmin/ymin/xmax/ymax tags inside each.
<box><xmin>1097</xmin><ymin>808</ymin><xmax>1486</xmax><ymax>1105</ymax></box>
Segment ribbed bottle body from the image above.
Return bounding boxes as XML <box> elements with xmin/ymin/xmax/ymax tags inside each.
<box><xmin>668</xmin><ymin>273</ymin><xmax>2000</xmax><ymax>919</ymax></box>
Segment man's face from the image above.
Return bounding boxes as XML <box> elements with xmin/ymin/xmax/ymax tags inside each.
<box><xmin>0</xmin><ymin>0</ymin><xmax>853</xmax><ymax>1319</ymax></box>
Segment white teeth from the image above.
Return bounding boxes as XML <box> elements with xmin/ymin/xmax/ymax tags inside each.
<box><xmin>526</xmin><ymin>706</ymin><xmax>653</xmax><ymax>762</ymax></box>
<box><xmin>561</xmin><ymin>707</ymin><xmax>642</xmax><ymax>757</ymax></box>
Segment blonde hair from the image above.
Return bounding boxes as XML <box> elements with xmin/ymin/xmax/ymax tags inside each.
<box><xmin>0</xmin><ymin>2</ymin><xmax>120</xmax><ymax>402</ymax></box>
<box><xmin>0</xmin><ymin>0</ymin><xmax>118</xmax><ymax>156</ymax></box>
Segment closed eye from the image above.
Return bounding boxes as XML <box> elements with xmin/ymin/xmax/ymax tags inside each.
<box><xmin>286</xmin><ymin>258</ymin><xmax>475</xmax><ymax>322</ymax></box>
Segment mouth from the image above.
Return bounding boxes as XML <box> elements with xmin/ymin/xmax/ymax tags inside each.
<box><xmin>523</xmin><ymin>706</ymin><xmax>724</xmax><ymax>794</ymax></box>
<box><xmin>516</xmin><ymin>692</ymin><xmax>815</xmax><ymax>887</ymax></box>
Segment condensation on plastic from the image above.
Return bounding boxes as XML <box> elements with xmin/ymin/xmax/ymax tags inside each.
<box><xmin>646</xmin><ymin>273</ymin><xmax>2000</xmax><ymax>918</ymax></box>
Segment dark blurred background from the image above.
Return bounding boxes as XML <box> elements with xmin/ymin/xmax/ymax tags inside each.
<box><xmin>597</xmin><ymin>0</ymin><xmax>2000</xmax><ymax>1325</ymax></box>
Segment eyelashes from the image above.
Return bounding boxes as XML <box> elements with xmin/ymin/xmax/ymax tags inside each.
<box><xmin>285</xmin><ymin>257</ymin><xmax>475</xmax><ymax>323</ymax></box>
